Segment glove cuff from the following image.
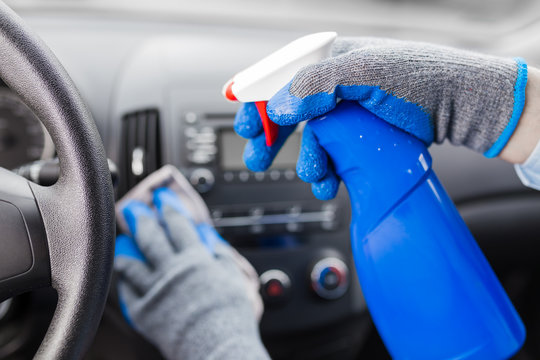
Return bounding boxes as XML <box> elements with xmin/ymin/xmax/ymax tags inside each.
<box><xmin>484</xmin><ymin>58</ymin><xmax>528</xmax><ymax>158</ymax></box>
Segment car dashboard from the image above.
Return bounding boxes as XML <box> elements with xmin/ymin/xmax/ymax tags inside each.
<box><xmin>1</xmin><ymin>0</ymin><xmax>540</xmax><ymax>359</ymax></box>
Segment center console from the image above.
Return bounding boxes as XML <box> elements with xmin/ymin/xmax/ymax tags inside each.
<box><xmin>109</xmin><ymin>34</ymin><xmax>368</xmax><ymax>359</ymax></box>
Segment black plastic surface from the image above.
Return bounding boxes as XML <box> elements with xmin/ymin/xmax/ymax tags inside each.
<box><xmin>0</xmin><ymin>201</ymin><xmax>33</xmax><ymax>279</ymax></box>
<box><xmin>0</xmin><ymin>168</ymin><xmax>50</xmax><ymax>302</ymax></box>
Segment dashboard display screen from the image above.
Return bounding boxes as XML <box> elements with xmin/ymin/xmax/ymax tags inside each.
<box><xmin>220</xmin><ymin>129</ymin><xmax>300</xmax><ymax>170</ymax></box>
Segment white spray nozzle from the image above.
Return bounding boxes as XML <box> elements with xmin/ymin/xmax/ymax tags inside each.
<box><xmin>223</xmin><ymin>32</ymin><xmax>337</xmax><ymax>103</ymax></box>
<box><xmin>223</xmin><ymin>32</ymin><xmax>337</xmax><ymax>146</ymax></box>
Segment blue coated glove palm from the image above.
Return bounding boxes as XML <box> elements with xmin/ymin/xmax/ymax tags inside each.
<box><xmin>236</xmin><ymin>37</ymin><xmax>528</xmax><ymax>200</ymax></box>
<box><xmin>114</xmin><ymin>188</ymin><xmax>269</xmax><ymax>360</ymax></box>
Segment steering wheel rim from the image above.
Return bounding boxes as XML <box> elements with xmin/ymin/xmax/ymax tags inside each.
<box><xmin>0</xmin><ymin>2</ymin><xmax>115</xmax><ymax>359</ymax></box>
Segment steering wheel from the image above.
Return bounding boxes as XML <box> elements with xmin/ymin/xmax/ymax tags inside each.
<box><xmin>0</xmin><ymin>2</ymin><xmax>115</xmax><ymax>359</ymax></box>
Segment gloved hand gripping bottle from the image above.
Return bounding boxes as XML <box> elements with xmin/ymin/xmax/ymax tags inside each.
<box><xmin>224</xmin><ymin>33</ymin><xmax>525</xmax><ymax>360</ymax></box>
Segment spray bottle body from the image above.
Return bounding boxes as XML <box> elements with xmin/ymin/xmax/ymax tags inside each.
<box><xmin>307</xmin><ymin>101</ymin><xmax>525</xmax><ymax>359</ymax></box>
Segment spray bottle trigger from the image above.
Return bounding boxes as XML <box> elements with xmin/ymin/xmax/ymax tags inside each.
<box><xmin>255</xmin><ymin>101</ymin><xmax>278</xmax><ymax>146</ymax></box>
<box><xmin>224</xmin><ymin>81</ymin><xmax>237</xmax><ymax>102</ymax></box>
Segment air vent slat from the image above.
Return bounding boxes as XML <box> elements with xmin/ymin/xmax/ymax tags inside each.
<box><xmin>146</xmin><ymin>111</ymin><xmax>159</xmax><ymax>174</ymax></box>
<box><xmin>119</xmin><ymin>109</ymin><xmax>162</xmax><ymax>196</ymax></box>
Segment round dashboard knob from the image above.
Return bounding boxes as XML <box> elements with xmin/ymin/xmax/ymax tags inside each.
<box><xmin>259</xmin><ymin>269</ymin><xmax>291</xmax><ymax>304</ymax></box>
<box><xmin>310</xmin><ymin>257</ymin><xmax>349</xmax><ymax>300</ymax></box>
<box><xmin>189</xmin><ymin>168</ymin><xmax>215</xmax><ymax>193</ymax></box>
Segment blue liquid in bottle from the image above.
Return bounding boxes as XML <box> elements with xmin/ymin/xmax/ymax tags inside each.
<box><xmin>307</xmin><ymin>101</ymin><xmax>525</xmax><ymax>360</ymax></box>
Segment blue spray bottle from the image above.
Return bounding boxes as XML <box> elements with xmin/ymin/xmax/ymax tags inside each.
<box><xmin>308</xmin><ymin>101</ymin><xmax>525</xmax><ymax>359</ymax></box>
<box><xmin>224</xmin><ymin>33</ymin><xmax>526</xmax><ymax>359</ymax></box>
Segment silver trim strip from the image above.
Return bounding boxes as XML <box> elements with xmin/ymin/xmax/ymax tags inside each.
<box><xmin>213</xmin><ymin>210</ymin><xmax>335</xmax><ymax>227</ymax></box>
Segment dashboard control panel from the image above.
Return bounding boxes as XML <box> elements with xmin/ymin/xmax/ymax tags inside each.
<box><xmin>170</xmin><ymin>106</ymin><xmax>364</xmax><ymax>337</ymax></box>
<box><xmin>179</xmin><ymin>110</ymin><xmax>301</xmax><ymax>190</ymax></box>
<box><xmin>177</xmin><ymin>110</ymin><xmax>346</xmax><ymax>238</ymax></box>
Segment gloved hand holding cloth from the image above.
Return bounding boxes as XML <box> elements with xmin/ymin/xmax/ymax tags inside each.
<box><xmin>114</xmin><ymin>187</ymin><xmax>269</xmax><ymax>360</ymax></box>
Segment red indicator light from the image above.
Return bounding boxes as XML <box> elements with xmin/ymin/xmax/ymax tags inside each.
<box><xmin>266</xmin><ymin>280</ymin><xmax>284</xmax><ymax>297</ymax></box>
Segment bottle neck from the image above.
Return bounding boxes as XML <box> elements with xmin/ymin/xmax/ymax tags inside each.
<box><xmin>307</xmin><ymin>101</ymin><xmax>432</xmax><ymax>235</ymax></box>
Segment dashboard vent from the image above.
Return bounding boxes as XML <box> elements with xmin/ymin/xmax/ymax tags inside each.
<box><xmin>119</xmin><ymin>109</ymin><xmax>162</xmax><ymax>196</ymax></box>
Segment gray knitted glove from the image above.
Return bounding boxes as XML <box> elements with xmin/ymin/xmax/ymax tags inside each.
<box><xmin>270</xmin><ymin>37</ymin><xmax>528</xmax><ymax>154</ymax></box>
<box><xmin>238</xmin><ymin>37</ymin><xmax>528</xmax><ymax>199</ymax></box>
<box><xmin>114</xmin><ymin>188</ymin><xmax>270</xmax><ymax>360</ymax></box>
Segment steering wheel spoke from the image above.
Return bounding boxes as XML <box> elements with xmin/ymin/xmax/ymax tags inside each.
<box><xmin>0</xmin><ymin>168</ymin><xmax>50</xmax><ymax>301</ymax></box>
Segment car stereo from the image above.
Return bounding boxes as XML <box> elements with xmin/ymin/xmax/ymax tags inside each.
<box><xmin>177</xmin><ymin>111</ymin><xmax>346</xmax><ymax>239</ymax></box>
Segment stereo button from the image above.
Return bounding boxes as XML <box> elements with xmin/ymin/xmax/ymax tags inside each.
<box><xmin>185</xmin><ymin>112</ymin><xmax>198</xmax><ymax>124</ymax></box>
<box><xmin>188</xmin><ymin>152</ymin><xmax>213</xmax><ymax>164</ymax></box>
<box><xmin>189</xmin><ymin>168</ymin><xmax>215</xmax><ymax>193</ymax></box>
<box><xmin>184</xmin><ymin>127</ymin><xmax>197</xmax><ymax>138</ymax></box>
<box><xmin>260</xmin><ymin>269</ymin><xmax>291</xmax><ymax>304</ymax></box>
<box><xmin>239</xmin><ymin>171</ymin><xmax>250</xmax><ymax>182</ymax></box>
<box><xmin>286</xmin><ymin>222</ymin><xmax>302</xmax><ymax>232</ymax></box>
<box><xmin>284</xmin><ymin>169</ymin><xmax>296</xmax><ymax>180</ymax></box>
<box><xmin>270</xmin><ymin>170</ymin><xmax>280</xmax><ymax>181</ymax></box>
